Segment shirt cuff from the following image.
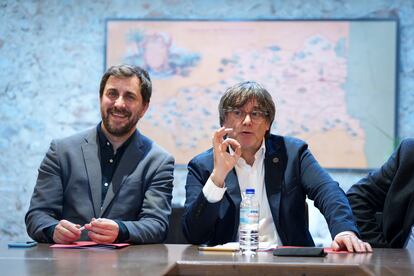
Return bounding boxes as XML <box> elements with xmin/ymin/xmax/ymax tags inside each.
<box><xmin>202</xmin><ymin>176</ymin><xmax>227</xmax><ymax>203</ymax></box>
<box><xmin>44</xmin><ymin>224</ymin><xmax>57</xmax><ymax>243</ymax></box>
<box><xmin>114</xmin><ymin>220</ymin><xmax>130</xmax><ymax>242</ymax></box>
<box><xmin>334</xmin><ymin>230</ymin><xmax>357</xmax><ymax>240</ymax></box>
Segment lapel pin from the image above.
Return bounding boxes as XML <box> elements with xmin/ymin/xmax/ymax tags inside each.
<box><xmin>272</xmin><ymin>157</ymin><xmax>279</xmax><ymax>163</ymax></box>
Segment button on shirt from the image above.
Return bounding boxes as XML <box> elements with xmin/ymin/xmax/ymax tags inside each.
<box><xmin>97</xmin><ymin>124</ymin><xmax>132</xmax><ymax>206</ymax></box>
<box><xmin>203</xmin><ymin>140</ymin><xmax>282</xmax><ymax>246</ymax></box>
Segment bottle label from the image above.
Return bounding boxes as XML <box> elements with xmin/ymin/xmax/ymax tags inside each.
<box><xmin>240</xmin><ymin>208</ymin><xmax>259</xmax><ymax>225</ymax></box>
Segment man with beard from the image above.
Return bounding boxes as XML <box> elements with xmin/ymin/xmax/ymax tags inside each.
<box><xmin>26</xmin><ymin>65</ymin><xmax>174</xmax><ymax>244</ymax></box>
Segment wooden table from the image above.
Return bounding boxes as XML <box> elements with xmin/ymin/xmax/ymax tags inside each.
<box><xmin>2</xmin><ymin>243</ymin><xmax>414</xmax><ymax>275</ymax></box>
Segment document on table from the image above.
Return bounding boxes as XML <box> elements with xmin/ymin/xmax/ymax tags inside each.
<box><xmin>50</xmin><ymin>241</ymin><xmax>130</xmax><ymax>249</ymax></box>
<box><xmin>198</xmin><ymin>242</ymin><xmax>278</xmax><ymax>252</ymax></box>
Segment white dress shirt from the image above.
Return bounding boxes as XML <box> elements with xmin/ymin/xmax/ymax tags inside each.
<box><xmin>202</xmin><ymin>140</ymin><xmax>282</xmax><ymax>245</ymax></box>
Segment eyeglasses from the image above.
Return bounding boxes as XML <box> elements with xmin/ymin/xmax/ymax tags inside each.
<box><xmin>225</xmin><ymin>108</ymin><xmax>269</xmax><ymax>123</ymax></box>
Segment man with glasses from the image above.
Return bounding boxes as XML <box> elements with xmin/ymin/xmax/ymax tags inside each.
<box><xmin>182</xmin><ymin>81</ymin><xmax>371</xmax><ymax>252</ymax></box>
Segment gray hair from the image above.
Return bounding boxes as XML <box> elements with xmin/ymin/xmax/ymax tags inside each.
<box><xmin>218</xmin><ymin>81</ymin><xmax>275</xmax><ymax>128</ymax></box>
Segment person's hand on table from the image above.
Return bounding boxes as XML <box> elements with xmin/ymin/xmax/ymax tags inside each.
<box><xmin>332</xmin><ymin>231</ymin><xmax>373</xmax><ymax>253</ymax></box>
<box><xmin>53</xmin><ymin>219</ymin><xmax>82</xmax><ymax>244</ymax></box>
<box><xmin>84</xmin><ymin>218</ymin><xmax>119</xmax><ymax>244</ymax></box>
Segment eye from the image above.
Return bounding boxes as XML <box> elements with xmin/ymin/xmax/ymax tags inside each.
<box><xmin>251</xmin><ymin>111</ymin><xmax>260</xmax><ymax>118</ymax></box>
<box><xmin>232</xmin><ymin>110</ymin><xmax>243</xmax><ymax>117</ymax></box>
<box><xmin>106</xmin><ymin>90</ymin><xmax>118</xmax><ymax>99</ymax></box>
<box><xmin>124</xmin><ymin>94</ymin><xmax>136</xmax><ymax>101</ymax></box>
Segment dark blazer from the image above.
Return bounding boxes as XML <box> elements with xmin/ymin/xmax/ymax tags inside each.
<box><xmin>183</xmin><ymin>134</ymin><xmax>358</xmax><ymax>246</ymax></box>
<box><xmin>25</xmin><ymin>127</ymin><xmax>174</xmax><ymax>244</ymax></box>
<box><xmin>347</xmin><ymin>139</ymin><xmax>414</xmax><ymax>248</ymax></box>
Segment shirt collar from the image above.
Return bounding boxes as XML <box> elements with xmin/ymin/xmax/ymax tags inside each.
<box><xmin>235</xmin><ymin>139</ymin><xmax>266</xmax><ymax>167</ymax></box>
<box><xmin>96</xmin><ymin>122</ymin><xmax>134</xmax><ymax>154</ymax></box>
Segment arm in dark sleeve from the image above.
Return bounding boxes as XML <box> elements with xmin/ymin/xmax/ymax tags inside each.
<box><xmin>182</xmin><ymin>158</ymin><xmax>222</xmax><ymax>245</ymax></box>
<box><xmin>25</xmin><ymin>140</ymin><xmax>64</xmax><ymax>243</ymax></box>
<box><xmin>299</xmin><ymin>146</ymin><xmax>359</xmax><ymax>238</ymax></box>
<box><xmin>347</xmin><ymin>145</ymin><xmax>399</xmax><ymax>247</ymax></box>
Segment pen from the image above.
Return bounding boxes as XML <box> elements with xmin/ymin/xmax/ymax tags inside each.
<box><xmin>198</xmin><ymin>245</ymin><xmax>239</xmax><ymax>252</ymax></box>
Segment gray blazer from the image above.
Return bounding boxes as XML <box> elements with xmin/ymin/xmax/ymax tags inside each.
<box><xmin>25</xmin><ymin>127</ymin><xmax>174</xmax><ymax>244</ymax></box>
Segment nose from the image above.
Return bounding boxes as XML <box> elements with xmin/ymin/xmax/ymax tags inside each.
<box><xmin>114</xmin><ymin>96</ymin><xmax>126</xmax><ymax>107</ymax></box>
<box><xmin>242</xmin><ymin>113</ymin><xmax>252</xmax><ymax>125</ymax></box>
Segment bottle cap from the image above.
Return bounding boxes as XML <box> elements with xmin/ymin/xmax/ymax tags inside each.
<box><xmin>245</xmin><ymin>188</ymin><xmax>255</xmax><ymax>194</ymax></box>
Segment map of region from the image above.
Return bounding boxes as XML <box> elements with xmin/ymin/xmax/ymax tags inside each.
<box><xmin>106</xmin><ymin>21</ymin><xmax>396</xmax><ymax>169</ymax></box>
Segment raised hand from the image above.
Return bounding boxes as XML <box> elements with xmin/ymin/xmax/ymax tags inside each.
<box><xmin>210</xmin><ymin>127</ymin><xmax>241</xmax><ymax>187</ymax></box>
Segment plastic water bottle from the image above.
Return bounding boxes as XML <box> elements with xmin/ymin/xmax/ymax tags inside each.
<box><xmin>239</xmin><ymin>188</ymin><xmax>259</xmax><ymax>254</ymax></box>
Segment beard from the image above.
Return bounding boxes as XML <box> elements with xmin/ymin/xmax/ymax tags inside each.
<box><xmin>101</xmin><ymin>106</ymin><xmax>139</xmax><ymax>137</ymax></box>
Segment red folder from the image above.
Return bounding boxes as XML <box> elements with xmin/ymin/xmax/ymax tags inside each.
<box><xmin>50</xmin><ymin>241</ymin><xmax>130</xmax><ymax>249</ymax></box>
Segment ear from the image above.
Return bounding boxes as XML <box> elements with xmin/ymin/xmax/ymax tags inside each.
<box><xmin>266</xmin><ymin>120</ymin><xmax>271</xmax><ymax>131</ymax></box>
<box><xmin>139</xmin><ymin>103</ymin><xmax>149</xmax><ymax>118</ymax></box>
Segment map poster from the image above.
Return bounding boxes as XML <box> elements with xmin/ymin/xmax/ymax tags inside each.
<box><xmin>106</xmin><ymin>20</ymin><xmax>397</xmax><ymax>169</ymax></box>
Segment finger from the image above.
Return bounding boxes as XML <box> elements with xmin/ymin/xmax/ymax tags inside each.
<box><xmin>83</xmin><ymin>222</ymin><xmax>93</xmax><ymax>231</ymax></box>
<box><xmin>55</xmin><ymin>230</ymin><xmax>78</xmax><ymax>243</ymax></box>
<box><xmin>88</xmin><ymin>225</ymin><xmax>116</xmax><ymax>236</ymax></box>
<box><xmin>334</xmin><ymin>236</ymin><xmax>354</xmax><ymax>252</ymax></box>
<box><xmin>90</xmin><ymin>219</ymin><xmax>118</xmax><ymax>234</ymax></box>
<box><xmin>213</xmin><ymin>128</ymin><xmax>234</xmax><ymax>147</ymax></box>
<box><xmin>358</xmin><ymin>241</ymin><xmax>372</xmax><ymax>253</ymax></box>
<box><xmin>343</xmin><ymin>237</ymin><xmax>355</xmax><ymax>253</ymax></box>
<box><xmin>212</xmin><ymin>127</ymin><xmax>226</xmax><ymax>148</ymax></box>
<box><xmin>233</xmin><ymin>141</ymin><xmax>242</xmax><ymax>158</ymax></box>
<box><xmin>331</xmin><ymin>240</ymin><xmax>340</xmax><ymax>251</ymax></box>
<box><xmin>55</xmin><ymin>234</ymin><xmax>75</xmax><ymax>244</ymax></box>
<box><xmin>54</xmin><ymin>228</ymin><xmax>78</xmax><ymax>244</ymax></box>
<box><xmin>221</xmin><ymin>138</ymin><xmax>240</xmax><ymax>153</ymax></box>
<box><xmin>56</xmin><ymin>223</ymin><xmax>80</xmax><ymax>239</ymax></box>
<box><xmin>365</xmin><ymin>242</ymin><xmax>373</xmax><ymax>252</ymax></box>
<box><xmin>91</xmin><ymin>218</ymin><xmax>115</xmax><ymax>229</ymax></box>
<box><xmin>88</xmin><ymin>231</ymin><xmax>115</xmax><ymax>244</ymax></box>
<box><xmin>352</xmin><ymin>238</ymin><xmax>363</xmax><ymax>252</ymax></box>
<box><xmin>53</xmin><ymin>231</ymin><xmax>67</xmax><ymax>244</ymax></box>
<box><xmin>60</xmin><ymin>220</ymin><xmax>82</xmax><ymax>235</ymax></box>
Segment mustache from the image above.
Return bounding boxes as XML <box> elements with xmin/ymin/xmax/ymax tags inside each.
<box><xmin>108</xmin><ymin>107</ymin><xmax>131</xmax><ymax>117</ymax></box>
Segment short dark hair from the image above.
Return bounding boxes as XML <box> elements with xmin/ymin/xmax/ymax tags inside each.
<box><xmin>219</xmin><ymin>81</ymin><xmax>276</xmax><ymax>128</ymax></box>
<box><xmin>99</xmin><ymin>65</ymin><xmax>152</xmax><ymax>104</ymax></box>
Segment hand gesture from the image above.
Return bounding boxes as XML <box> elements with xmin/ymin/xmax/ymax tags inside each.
<box><xmin>210</xmin><ymin>127</ymin><xmax>241</xmax><ymax>187</ymax></box>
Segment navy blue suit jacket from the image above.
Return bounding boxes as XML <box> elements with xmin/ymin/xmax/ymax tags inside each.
<box><xmin>183</xmin><ymin>134</ymin><xmax>358</xmax><ymax>246</ymax></box>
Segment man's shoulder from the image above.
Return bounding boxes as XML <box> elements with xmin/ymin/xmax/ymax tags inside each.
<box><xmin>139</xmin><ymin>132</ymin><xmax>173</xmax><ymax>160</ymax></box>
<box><xmin>188</xmin><ymin>148</ymin><xmax>214</xmax><ymax>166</ymax></box>
<box><xmin>53</xmin><ymin>128</ymin><xmax>95</xmax><ymax>145</ymax></box>
<box><xmin>399</xmin><ymin>138</ymin><xmax>414</xmax><ymax>150</ymax></box>
<box><xmin>266</xmin><ymin>134</ymin><xmax>307</xmax><ymax>151</ymax></box>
